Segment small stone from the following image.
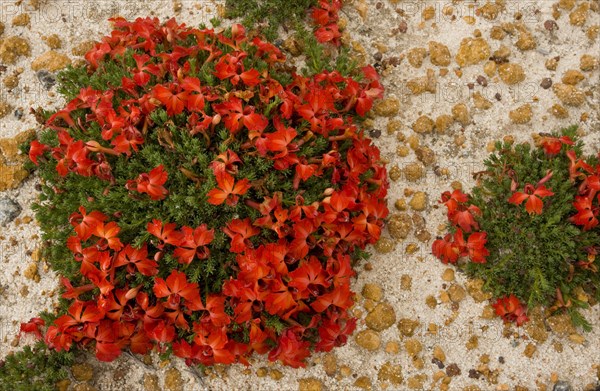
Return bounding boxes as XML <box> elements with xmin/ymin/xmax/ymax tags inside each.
<box><xmin>476</xmin><ymin>75</ymin><xmax>488</xmax><ymax>86</ymax></box>
<box><xmin>433</xmin><ymin>346</ymin><xmax>446</xmax><ymax>362</ymax></box>
<box><xmin>407</xmin><ymin>47</ymin><xmax>427</xmax><ymax>68</ymax></box>
<box><xmin>412</xmin><ymin>115</ymin><xmax>435</xmax><ymax>133</ymax></box>
<box><xmin>473</xmin><ymin>92</ymin><xmax>493</xmax><ymax>110</ymax></box>
<box><xmin>415</xmin><ymin>147</ymin><xmax>435</xmax><ymax>165</ymax></box>
<box><xmin>164</xmin><ymin>368</ymin><xmax>183</xmax><ymax>391</ymax></box>
<box><xmin>580</xmin><ymin>54</ymin><xmax>599</xmax><ymax>71</ymax></box>
<box><xmin>0</xmin><ymin>37</ymin><xmax>31</xmax><ymax>64</ymax></box>
<box><xmin>452</xmin><ymin>103</ymin><xmax>470</xmax><ymax>126</ymax></box>
<box><xmin>388</xmin><ymin>213</ymin><xmax>412</xmax><ymax>239</ymax></box>
<box><xmin>569</xmin><ymin>333</ymin><xmax>585</xmax><ymax>344</ymax></box>
<box><xmin>362</xmin><ymin>283</ymin><xmax>383</xmax><ymax>302</ymax></box>
<box><xmin>71</xmin><ymin>364</ymin><xmax>94</xmax><ymax>382</ymax></box>
<box><xmin>498</xmin><ymin>63</ymin><xmax>525</xmax><ymax>84</ymax></box>
<box><xmin>446</xmin><ymin>363</ymin><xmax>461</xmax><ymax>377</ymax></box>
<box><xmin>36</xmin><ymin>70</ymin><xmax>56</xmax><ymax>90</ymax></box>
<box><xmin>409</xmin><ymin>192</ymin><xmax>427</xmax><ymax>211</ymax></box>
<box><xmin>553</xmin><ymin>381</ymin><xmax>573</xmax><ymax>391</ymax></box>
<box><xmin>455</xmin><ymin>38</ymin><xmax>490</xmax><ymax>67</ymax></box>
<box><xmin>400</xmin><ymin>274</ymin><xmax>412</xmax><ymax>291</ymax></box>
<box><xmin>389</xmin><ymin>165</ymin><xmax>402</xmax><ymax>181</ymax></box>
<box><xmin>483</xmin><ymin>61</ymin><xmax>497</xmax><ymax>77</ymax></box>
<box><xmin>435</xmin><ymin>115</ymin><xmax>454</xmax><ymax>133</ymax></box>
<box><xmin>373</xmin><ymin>98</ymin><xmax>400</xmax><ymax>117</ymax></box>
<box><xmin>403</xmin><ymin>162</ymin><xmax>425</xmax><ymax>182</ymax></box>
<box><xmin>569</xmin><ymin>3</ymin><xmax>589</xmax><ymax>26</ymax></box>
<box><xmin>366</xmin><ymin>302</ymin><xmax>396</xmax><ymax>331</ymax></box>
<box><xmin>540</xmin><ymin>78</ymin><xmax>553</xmax><ymax>89</ymax></box>
<box><xmin>355</xmin><ymin>330</ymin><xmax>381</xmax><ymax>351</ymax></box>
<box><xmin>404</xmin><ymin>338</ymin><xmax>422</xmax><ymax>356</ymax></box>
<box><xmin>490</xmin><ymin>26</ymin><xmax>506</xmax><ymax>40</ymax></box>
<box><xmin>256</xmin><ymin>367</ymin><xmax>268</xmax><ymax>377</ymax></box>
<box><xmin>426</xmin><ymin>295</ymin><xmax>437</xmax><ymax>309</ymax></box>
<box><xmin>509</xmin><ymin>104</ymin><xmax>533</xmax><ymax>124</ymax></box>
<box><xmin>515</xmin><ymin>30</ymin><xmax>536</xmax><ymax>51</ymax></box>
<box><xmin>143</xmin><ymin>374</ymin><xmax>161</xmax><ymax>391</ymax></box>
<box><xmin>492</xmin><ymin>45</ymin><xmax>511</xmax><ymax>61</ymax></box>
<box><xmin>478</xmin><ymin>2</ymin><xmax>500</xmax><ymax>19</ymax></box>
<box><xmin>374</xmin><ymin>237</ymin><xmax>394</xmax><ymax>253</ymax></box>
<box><xmin>447</xmin><ymin>284</ymin><xmax>467</xmax><ymax>303</ymax></box>
<box><xmin>549</xmin><ymin>104</ymin><xmax>569</xmax><ymax>118</ymax></box>
<box><xmin>369</xmin><ymin>129</ymin><xmax>381</xmax><ymax>138</ymax></box>
<box><xmin>463</xmin><ymin>16</ymin><xmax>476</xmax><ymax>25</ymax></box>
<box><xmin>398</xmin><ymin>318</ymin><xmax>420</xmax><ymax>337</ymax></box>
<box><xmin>553</xmin><ymin>84</ymin><xmax>585</xmax><ymax>106</ymax></box>
<box><xmin>407</xmin><ymin>374</ymin><xmax>427</xmax><ymax>389</ymax></box>
<box><xmin>387</xmin><ymin>119</ymin><xmax>402</xmax><ymax>134</ymax></box>
<box><xmin>0</xmin><ymin>197</ymin><xmax>22</xmax><ymax>226</ymax></box>
<box><xmin>429</xmin><ymin>41</ymin><xmax>451</xmax><ymax>66</ymax></box>
<box><xmin>378</xmin><ymin>362</ymin><xmax>403</xmax><ymax>385</ymax></box>
<box><xmin>23</xmin><ymin>263</ymin><xmax>39</xmax><ymax>281</ymax></box>
<box><xmin>586</xmin><ymin>25</ymin><xmax>599</xmax><ymax>41</ymax></box>
<box><xmin>481</xmin><ymin>305</ymin><xmax>495</xmax><ymax>319</ymax></box>
<box><xmin>525</xmin><ymin>307</ymin><xmax>549</xmax><ymax>343</ymax></box>
<box><xmin>544</xmin><ymin>20</ymin><xmax>559</xmax><ymax>32</ymax></box>
<box><xmin>547</xmin><ymin>314</ymin><xmax>576</xmax><ymax>335</ymax></box>
<box><xmin>72</xmin><ymin>41</ymin><xmax>96</xmax><ymax>56</ymax></box>
<box><xmin>298</xmin><ymin>377</ymin><xmax>323</xmax><ymax>391</ymax></box>
<box><xmin>558</xmin><ymin>0</ymin><xmax>575</xmax><ymax>10</ymax></box>
<box><xmin>422</xmin><ymin>6</ymin><xmax>435</xmax><ymax>20</ymax></box>
<box><xmin>43</xmin><ymin>34</ymin><xmax>62</xmax><ymax>49</ymax></box>
<box><xmin>322</xmin><ymin>353</ymin><xmax>337</xmax><ymax>376</ymax></box>
<box><xmin>270</xmin><ymin>369</ymin><xmax>284</xmax><ymax>381</ymax></box>
<box><xmin>31</xmin><ymin>51</ymin><xmax>71</xmax><ymax>72</ymax></box>
<box><xmin>385</xmin><ymin>341</ymin><xmax>400</xmax><ymax>354</ymax></box>
<box><xmin>3</xmin><ymin>74</ymin><xmax>19</xmax><ymax>89</ymax></box>
<box><xmin>56</xmin><ymin>380</ymin><xmax>71</xmax><ymax>391</ymax></box>
<box><xmin>561</xmin><ymin>70</ymin><xmax>585</xmax><ymax>85</ymax></box>
<box><xmin>354</xmin><ymin>376</ymin><xmax>372</xmax><ymax>390</ymax></box>
<box><xmin>12</xmin><ymin>14</ymin><xmax>30</xmax><ymax>27</ymax></box>
<box><xmin>442</xmin><ymin>268</ymin><xmax>455</xmax><ymax>281</ymax></box>
<box><xmin>406</xmin><ymin>70</ymin><xmax>437</xmax><ymax>95</ymax></box>
<box><xmin>546</xmin><ymin>57</ymin><xmax>560</xmax><ymax>71</ymax></box>
<box><xmin>394</xmin><ymin>198</ymin><xmax>407</xmax><ymax>211</ymax></box>
<box><xmin>0</xmin><ymin>101</ymin><xmax>13</xmax><ymax>119</ymax></box>
<box><xmin>523</xmin><ymin>343</ymin><xmax>536</xmax><ymax>358</ymax></box>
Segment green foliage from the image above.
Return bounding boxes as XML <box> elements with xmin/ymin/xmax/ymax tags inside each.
<box><xmin>464</xmin><ymin>126</ymin><xmax>599</xmax><ymax>329</ymax></box>
<box><xmin>0</xmin><ymin>341</ymin><xmax>74</xmax><ymax>391</ymax></box>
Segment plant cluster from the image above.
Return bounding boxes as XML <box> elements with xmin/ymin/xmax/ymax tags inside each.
<box><xmin>21</xmin><ymin>16</ymin><xmax>388</xmax><ymax>368</ymax></box>
<box><xmin>433</xmin><ymin>128</ymin><xmax>600</xmax><ymax>329</ymax></box>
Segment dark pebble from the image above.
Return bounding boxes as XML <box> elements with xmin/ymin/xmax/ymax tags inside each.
<box><xmin>14</xmin><ymin>108</ymin><xmax>23</xmax><ymax>120</ymax></box>
<box><xmin>36</xmin><ymin>70</ymin><xmax>56</xmax><ymax>90</ymax></box>
<box><xmin>498</xmin><ymin>356</ymin><xmax>505</xmax><ymax>364</ymax></box>
<box><xmin>468</xmin><ymin>369</ymin><xmax>481</xmax><ymax>379</ymax></box>
<box><xmin>476</xmin><ymin>75</ymin><xmax>488</xmax><ymax>87</ymax></box>
<box><xmin>0</xmin><ymin>65</ymin><xmax>6</xmax><ymax>75</ymax></box>
<box><xmin>467</xmin><ymin>82</ymin><xmax>474</xmax><ymax>90</ymax></box>
<box><xmin>544</xmin><ymin>20</ymin><xmax>559</xmax><ymax>31</ymax></box>
<box><xmin>494</xmin><ymin>93</ymin><xmax>502</xmax><ymax>101</ymax></box>
<box><xmin>398</xmin><ymin>21</ymin><xmax>408</xmax><ymax>33</ymax></box>
<box><xmin>553</xmin><ymin>381</ymin><xmax>572</xmax><ymax>391</ymax></box>
<box><xmin>431</xmin><ymin>358</ymin><xmax>444</xmax><ymax>369</ymax></box>
<box><xmin>540</xmin><ymin>78</ymin><xmax>553</xmax><ymax>89</ymax></box>
<box><xmin>445</xmin><ymin>363</ymin><xmax>461</xmax><ymax>377</ymax></box>
<box><xmin>0</xmin><ymin>197</ymin><xmax>22</xmax><ymax>226</ymax></box>
<box><xmin>369</xmin><ymin>129</ymin><xmax>381</xmax><ymax>138</ymax></box>
<box><xmin>373</xmin><ymin>52</ymin><xmax>383</xmax><ymax>62</ymax></box>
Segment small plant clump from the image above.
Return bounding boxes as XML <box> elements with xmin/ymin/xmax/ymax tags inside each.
<box><xmin>20</xmin><ymin>16</ymin><xmax>388</xmax><ymax>369</ymax></box>
<box><xmin>432</xmin><ymin>127</ymin><xmax>600</xmax><ymax>329</ymax></box>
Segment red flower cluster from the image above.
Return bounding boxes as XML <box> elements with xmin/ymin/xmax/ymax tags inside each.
<box><xmin>567</xmin><ymin>149</ymin><xmax>600</xmax><ymax>231</ymax></box>
<box><xmin>311</xmin><ymin>0</ymin><xmax>343</xmax><ymax>46</ymax></box>
<box><xmin>24</xmin><ymin>17</ymin><xmax>388</xmax><ymax>367</ymax></box>
<box><xmin>492</xmin><ymin>294</ymin><xmax>529</xmax><ymax>326</ymax></box>
<box><xmin>432</xmin><ymin>190</ymin><xmax>489</xmax><ymax>264</ymax></box>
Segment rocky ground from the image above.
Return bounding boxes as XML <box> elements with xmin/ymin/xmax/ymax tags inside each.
<box><xmin>0</xmin><ymin>0</ymin><xmax>599</xmax><ymax>390</ymax></box>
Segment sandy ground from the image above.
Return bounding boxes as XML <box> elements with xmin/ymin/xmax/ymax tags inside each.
<box><xmin>0</xmin><ymin>0</ymin><xmax>599</xmax><ymax>390</ymax></box>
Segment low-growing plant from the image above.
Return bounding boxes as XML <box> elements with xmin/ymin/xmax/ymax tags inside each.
<box><xmin>432</xmin><ymin>127</ymin><xmax>600</xmax><ymax>329</ymax></box>
<box><xmin>19</xmin><ymin>16</ymin><xmax>388</xmax><ymax>369</ymax></box>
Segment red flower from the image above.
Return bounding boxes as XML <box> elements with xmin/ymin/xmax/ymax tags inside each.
<box><xmin>115</xmin><ymin>243</ymin><xmax>158</xmax><ymax>276</ymax></box>
<box><xmin>288</xmin><ymin>257</ymin><xmax>330</xmax><ymax>298</ymax></box>
<box><xmin>207</xmin><ymin>171</ymin><xmax>251</xmax><ymax>206</ymax></box>
<box><xmin>126</xmin><ymin>165</ymin><xmax>169</xmax><ymax>201</ymax></box>
<box><xmin>153</xmin><ymin>270</ymin><xmax>203</xmax><ymax>311</ymax></box>
<box><xmin>492</xmin><ymin>294</ymin><xmax>529</xmax><ymax>326</ymax></box>
<box><xmin>69</xmin><ymin>206</ymin><xmax>108</xmax><ymax>241</ymax></box>
<box><xmin>152</xmin><ymin>83</ymin><xmax>188</xmax><ymax>116</ymax></box>
<box><xmin>432</xmin><ymin>233</ymin><xmax>462</xmax><ymax>264</ymax></box>
<box><xmin>570</xmin><ymin>195</ymin><xmax>599</xmax><ymax>231</ymax></box>
<box><xmin>465</xmin><ymin>231</ymin><xmax>489</xmax><ymax>263</ymax></box>
<box><xmin>20</xmin><ymin>317</ymin><xmax>45</xmax><ymax>340</ymax></box>
<box><xmin>147</xmin><ymin>219</ymin><xmax>183</xmax><ymax>247</ymax></box>
<box><xmin>93</xmin><ymin>221</ymin><xmax>124</xmax><ymax>251</ymax></box>
<box><xmin>223</xmin><ymin>218</ymin><xmax>260</xmax><ymax>253</ymax></box>
<box><xmin>539</xmin><ymin>135</ymin><xmax>573</xmax><ymax>156</ymax></box>
<box><xmin>268</xmin><ymin>330</ymin><xmax>311</xmax><ymax>368</ymax></box>
<box><xmin>29</xmin><ymin>140</ymin><xmax>49</xmax><ymax>165</ymax></box>
<box><xmin>508</xmin><ymin>184</ymin><xmax>554</xmax><ymax>215</ymax></box>
<box><xmin>173</xmin><ymin>224</ymin><xmax>214</xmax><ymax>264</ymax></box>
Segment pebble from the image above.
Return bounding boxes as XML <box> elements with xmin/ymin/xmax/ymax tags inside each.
<box><xmin>553</xmin><ymin>381</ymin><xmax>573</xmax><ymax>391</ymax></box>
<box><xmin>445</xmin><ymin>363</ymin><xmax>461</xmax><ymax>377</ymax></box>
<box><xmin>322</xmin><ymin>353</ymin><xmax>337</xmax><ymax>376</ymax></box>
<box><xmin>561</xmin><ymin>70</ymin><xmax>584</xmax><ymax>85</ymax></box>
<box><xmin>509</xmin><ymin>104</ymin><xmax>533</xmax><ymax>124</ymax></box>
<box><xmin>389</xmin><ymin>165</ymin><xmax>401</xmax><ymax>181</ymax></box>
<box><xmin>31</xmin><ymin>51</ymin><xmax>72</xmax><ymax>72</ymax></box>
<box><xmin>355</xmin><ymin>330</ymin><xmax>381</xmax><ymax>351</ymax></box>
<box><xmin>478</xmin><ymin>2</ymin><xmax>500</xmax><ymax>20</ymax></box>
<box><xmin>473</xmin><ymin>92</ymin><xmax>493</xmax><ymax>110</ymax></box>
<box><xmin>433</xmin><ymin>346</ymin><xmax>446</xmax><ymax>363</ymax></box>
<box><xmin>447</xmin><ymin>284</ymin><xmax>467</xmax><ymax>303</ymax></box>
<box><xmin>143</xmin><ymin>374</ymin><xmax>161</xmax><ymax>391</ymax></box>
<box><xmin>36</xmin><ymin>70</ymin><xmax>56</xmax><ymax>90</ymax></box>
<box><xmin>373</xmin><ymin>98</ymin><xmax>400</xmax><ymax>117</ymax></box>
<box><xmin>23</xmin><ymin>263</ymin><xmax>39</xmax><ymax>282</ymax></box>
<box><xmin>498</xmin><ymin>63</ymin><xmax>526</xmax><ymax>84</ymax></box>
<box><xmin>546</xmin><ymin>56</ymin><xmax>560</xmax><ymax>71</ymax></box>
<box><xmin>547</xmin><ymin>314</ymin><xmax>576</xmax><ymax>335</ymax></box>
<box><xmin>378</xmin><ymin>362</ymin><xmax>403</xmax><ymax>385</ymax></box>
<box><xmin>426</xmin><ymin>295</ymin><xmax>438</xmax><ymax>309</ymax></box>
<box><xmin>435</xmin><ymin>115</ymin><xmax>454</xmax><ymax>133</ymax></box>
<box><xmin>164</xmin><ymin>368</ymin><xmax>183</xmax><ymax>391</ymax></box>
<box><xmin>549</xmin><ymin>103</ymin><xmax>569</xmax><ymax>118</ymax></box>
<box><xmin>451</xmin><ymin>103</ymin><xmax>470</xmax><ymax>126</ymax></box>
<box><xmin>569</xmin><ymin>3</ymin><xmax>589</xmax><ymax>26</ymax></box>
<box><xmin>407</xmin><ymin>47</ymin><xmax>427</xmax><ymax>68</ymax></box>
<box><xmin>368</xmin><ymin>129</ymin><xmax>381</xmax><ymax>138</ymax></box>
<box><xmin>11</xmin><ymin>13</ymin><xmax>30</xmax><ymax>27</ymax></box>
<box><xmin>455</xmin><ymin>37</ymin><xmax>490</xmax><ymax>67</ymax></box>
<box><xmin>388</xmin><ymin>213</ymin><xmax>412</xmax><ymax>239</ymax></box>
<box><xmin>415</xmin><ymin>147</ymin><xmax>435</xmax><ymax>165</ymax></box>
<box><xmin>398</xmin><ymin>318</ymin><xmax>420</xmax><ymax>337</ymax></box>
<box><xmin>515</xmin><ymin>30</ymin><xmax>537</xmax><ymax>51</ymax></box>
<box><xmin>553</xmin><ymin>84</ymin><xmax>585</xmax><ymax>106</ymax></box>
<box><xmin>483</xmin><ymin>61</ymin><xmax>497</xmax><ymax>77</ymax></box>
<box><xmin>404</xmin><ymin>338</ymin><xmax>422</xmax><ymax>356</ymax></box>
<box><xmin>407</xmin><ymin>374</ymin><xmax>427</xmax><ymax>389</ymax></box>
<box><xmin>441</xmin><ymin>268</ymin><xmax>455</xmax><ymax>281</ymax></box>
<box><xmin>409</xmin><ymin>192</ymin><xmax>427</xmax><ymax>211</ymax></box>
<box><xmin>523</xmin><ymin>343</ymin><xmax>537</xmax><ymax>358</ymax></box>
<box><xmin>354</xmin><ymin>376</ymin><xmax>372</xmax><ymax>390</ymax></box>
<box><xmin>374</xmin><ymin>237</ymin><xmax>394</xmax><ymax>253</ymax></box>
<box><xmin>525</xmin><ymin>307</ymin><xmax>549</xmax><ymax>343</ymax></box>
<box><xmin>412</xmin><ymin>115</ymin><xmax>435</xmax><ymax>133</ymax></box>
<box><xmin>366</xmin><ymin>302</ymin><xmax>397</xmax><ymax>331</ymax></box>
<box><xmin>544</xmin><ymin>20</ymin><xmax>559</xmax><ymax>31</ymax></box>
<box><xmin>0</xmin><ymin>36</ymin><xmax>31</xmax><ymax>64</ymax></box>
<box><xmin>580</xmin><ymin>54</ymin><xmax>599</xmax><ymax>71</ymax></box>
<box><xmin>406</xmin><ymin>69</ymin><xmax>436</xmax><ymax>94</ymax></box>
<box><xmin>404</xmin><ymin>162</ymin><xmax>425</xmax><ymax>182</ymax></box>
<box><xmin>429</xmin><ymin>41</ymin><xmax>451</xmax><ymax>66</ymax></box>
<box><xmin>71</xmin><ymin>364</ymin><xmax>94</xmax><ymax>382</ymax></box>
<box><xmin>362</xmin><ymin>283</ymin><xmax>383</xmax><ymax>302</ymax></box>
<box><xmin>540</xmin><ymin>78</ymin><xmax>553</xmax><ymax>89</ymax></box>
<box><xmin>298</xmin><ymin>378</ymin><xmax>323</xmax><ymax>391</ymax></box>
<box><xmin>0</xmin><ymin>197</ymin><xmax>21</xmax><ymax>226</ymax></box>
<box><xmin>476</xmin><ymin>75</ymin><xmax>488</xmax><ymax>86</ymax></box>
